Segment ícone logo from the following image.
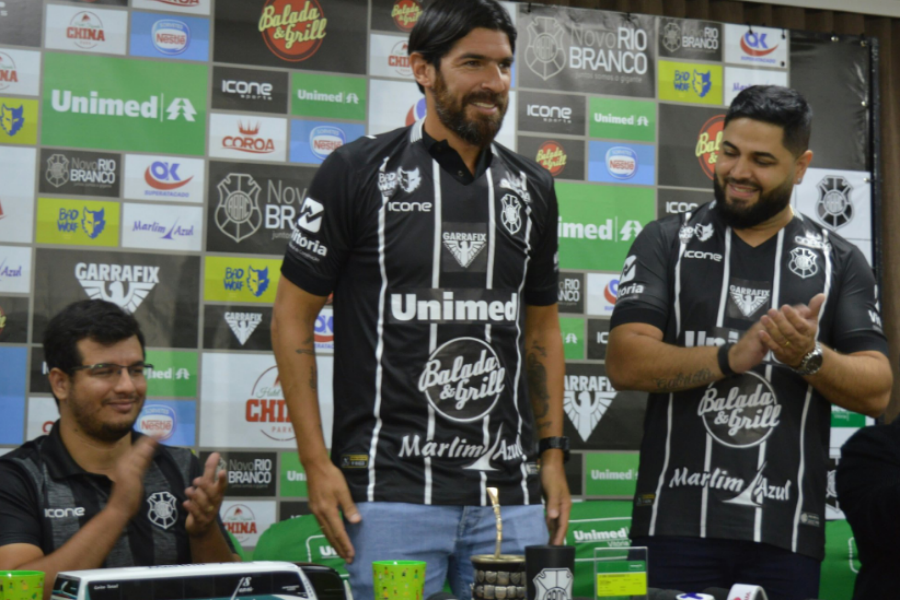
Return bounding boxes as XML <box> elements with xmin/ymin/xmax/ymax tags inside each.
<box><xmin>258</xmin><ymin>0</ymin><xmax>327</xmax><ymax>63</ymax></box>
<box><xmin>0</xmin><ymin>51</ymin><xmax>17</xmax><ymax>92</ymax></box>
<box><xmin>524</xmin><ymin>16</ymin><xmax>566</xmax><ymax>81</ymax></box>
<box><xmin>75</xmin><ymin>262</ymin><xmax>159</xmax><ymax>313</ymax></box>
<box><xmin>815</xmin><ymin>175</ymin><xmax>853</xmax><ymax>230</ymax></box>
<box><xmin>391</xmin><ymin>0</ymin><xmax>422</xmax><ymax>31</ymax></box>
<box><xmin>147</xmin><ymin>491</ymin><xmax>178</xmax><ymax>530</ymax></box>
<box><xmin>536</xmin><ymin>141</ymin><xmax>567</xmax><ymax>177</ymax></box>
<box><xmin>68</xmin><ymin>12</ymin><xmax>106</xmax><ymax>49</ymax></box>
<box><xmin>152</xmin><ymin>19</ymin><xmax>190</xmax><ymax>55</ymax></box>
<box><xmin>0</xmin><ymin>103</ymin><xmax>23</xmax><ymax>137</ymax></box>
<box><xmin>500</xmin><ymin>194</ymin><xmax>522</xmax><ymax>235</ymax></box>
<box><xmin>46</xmin><ymin>154</ymin><xmax>70</xmax><ymax>188</ymax></box>
<box><xmin>225</xmin><ymin>311</ymin><xmax>263</xmax><ymax>345</ymax></box>
<box><xmin>695</xmin><ymin>114</ymin><xmax>725</xmax><ymax>179</ymax></box>
<box><xmin>216</xmin><ymin>173</ymin><xmax>263</xmax><ymax>243</ymax></box>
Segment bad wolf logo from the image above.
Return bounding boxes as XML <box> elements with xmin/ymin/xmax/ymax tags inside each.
<box><xmin>81</xmin><ymin>208</ymin><xmax>106</xmax><ymax>239</ymax></box>
<box><xmin>693</xmin><ymin>70</ymin><xmax>712</xmax><ymax>97</ymax></box>
<box><xmin>147</xmin><ymin>491</ymin><xmax>178</xmax><ymax>530</ymax></box>
<box><xmin>0</xmin><ymin>103</ymin><xmax>23</xmax><ymax>136</ymax></box>
<box><xmin>246</xmin><ymin>266</ymin><xmax>269</xmax><ymax>297</ymax></box>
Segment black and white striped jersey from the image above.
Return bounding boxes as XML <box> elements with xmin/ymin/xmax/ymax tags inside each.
<box><xmin>611</xmin><ymin>202</ymin><xmax>888</xmax><ymax>560</ymax></box>
<box><xmin>280</xmin><ymin>121</ymin><xmax>559</xmax><ymax>507</ymax></box>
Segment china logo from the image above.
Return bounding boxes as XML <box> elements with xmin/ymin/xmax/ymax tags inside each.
<box><xmin>695</xmin><ymin>114</ymin><xmax>725</xmax><ymax>180</ymax></box>
<box><xmin>223</xmin><ymin>504</ymin><xmax>258</xmax><ymax>543</ymax></box>
<box><xmin>245</xmin><ymin>366</ymin><xmax>294</xmax><ymax>441</ymax></box>
<box><xmin>258</xmin><ymin>0</ymin><xmax>327</xmax><ymax>63</ymax></box>
<box><xmin>67</xmin><ymin>11</ymin><xmax>106</xmax><ymax>49</ymax></box>
<box><xmin>0</xmin><ymin>51</ymin><xmax>17</xmax><ymax>92</ymax></box>
<box><xmin>536</xmin><ymin>141</ymin><xmax>567</xmax><ymax>177</ymax></box>
<box><xmin>391</xmin><ymin>0</ymin><xmax>422</xmax><ymax>32</ymax></box>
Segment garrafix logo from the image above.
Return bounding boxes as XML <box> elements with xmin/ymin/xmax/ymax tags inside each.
<box><xmin>225</xmin><ymin>311</ymin><xmax>263</xmax><ymax>345</ymax></box>
<box><xmin>75</xmin><ymin>261</ymin><xmax>159</xmax><ymax>313</ymax></box>
<box><xmin>564</xmin><ymin>374</ymin><xmax>613</xmax><ymax>441</ymax></box>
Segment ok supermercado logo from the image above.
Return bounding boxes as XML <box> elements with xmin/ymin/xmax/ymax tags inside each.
<box><xmin>258</xmin><ymin>0</ymin><xmax>327</xmax><ymax>62</ymax></box>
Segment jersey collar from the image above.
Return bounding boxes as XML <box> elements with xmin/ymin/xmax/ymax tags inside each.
<box><xmin>416</xmin><ymin>120</ymin><xmax>494</xmax><ymax>185</ymax></box>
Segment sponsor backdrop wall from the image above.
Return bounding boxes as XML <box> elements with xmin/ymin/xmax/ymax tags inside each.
<box><xmin>0</xmin><ymin>0</ymin><xmax>878</xmax><ymax>576</ymax></box>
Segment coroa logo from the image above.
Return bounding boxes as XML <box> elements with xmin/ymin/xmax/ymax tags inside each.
<box><xmin>0</xmin><ymin>51</ymin><xmax>17</xmax><ymax>92</ymax></box>
<box><xmin>309</xmin><ymin>125</ymin><xmax>345</xmax><ymax>160</ymax></box>
<box><xmin>223</xmin><ymin>504</ymin><xmax>258</xmax><ymax>543</ymax></box>
<box><xmin>152</xmin><ymin>19</ymin><xmax>190</xmax><ymax>55</ymax></box>
<box><xmin>391</xmin><ymin>0</ymin><xmax>422</xmax><ymax>31</ymax></box>
<box><xmin>258</xmin><ymin>0</ymin><xmax>327</xmax><ymax>63</ymax></box>
<box><xmin>741</xmin><ymin>31</ymin><xmax>777</xmax><ymax>57</ymax></box>
<box><xmin>224</xmin><ymin>121</ymin><xmax>275</xmax><ymax>154</ymax></box>
<box><xmin>245</xmin><ymin>366</ymin><xmax>294</xmax><ymax>441</ymax></box>
<box><xmin>695</xmin><ymin>114</ymin><xmax>725</xmax><ymax>180</ymax></box>
<box><xmin>67</xmin><ymin>11</ymin><xmax>106</xmax><ymax>49</ymax></box>
<box><xmin>137</xmin><ymin>404</ymin><xmax>176</xmax><ymax>441</ymax></box>
<box><xmin>536</xmin><ymin>141</ymin><xmax>566</xmax><ymax>177</ymax></box>
<box><xmin>145</xmin><ymin>161</ymin><xmax>193</xmax><ymax>191</ymax></box>
<box><xmin>605</xmin><ymin>146</ymin><xmax>637</xmax><ymax>179</ymax></box>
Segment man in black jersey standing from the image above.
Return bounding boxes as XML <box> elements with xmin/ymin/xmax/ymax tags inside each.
<box><xmin>606</xmin><ymin>86</ymin><xmax>892</xmax><ymax>600</ymax></box>
<box><xmin>272</xmin><ymin>1</ymin><xmax>570</xmax><ymax>598</ymax></box>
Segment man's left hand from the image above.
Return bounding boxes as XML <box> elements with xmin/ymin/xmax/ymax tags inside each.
<box><xmin>184</xmin><ymin>452</ymin><xmax>228</xmax><ymax>537</ymax></box>
<box><xmin>540</xmin><ymin>457</ymin><xmax>571</xmax><ymax>545</ymax></box>
<box><xmin>759</xmin><ymin>293</ymin><xmax>825</xmax><ymax>368</ymax></box>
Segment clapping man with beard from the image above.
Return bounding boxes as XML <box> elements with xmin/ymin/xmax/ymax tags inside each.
<box><xmin>272</xmin><ymin>1</ymin><xmax>570</xmax><ymax>598</ymax></box>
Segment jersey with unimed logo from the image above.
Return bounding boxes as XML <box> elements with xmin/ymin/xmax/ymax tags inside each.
<box><xmin>611</xmin><ymin>202</ymin><xmax>887</xmax><ymax>560</ymax></box>
<box><xmin>281</xmin><ymin>121</ymin><xmax>559</xmax><ymax>506</ymax></box>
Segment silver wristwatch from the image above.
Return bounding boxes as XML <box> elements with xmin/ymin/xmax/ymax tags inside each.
<box><xmin>793</xmin><ymin>342</ymin><xmax>823</xmax><ymax>375</ymax></box>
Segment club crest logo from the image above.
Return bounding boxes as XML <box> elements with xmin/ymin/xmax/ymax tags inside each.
<box><xmin>789</xmin><ymin>247</ymin><xmax>819</xmax><ymax>279</ymax></box>
<box><xmin>147</xmin><ymin>491</ymin><xmax>178</xmax><ymax>530</ymax></box>
<box><xmin>533</xmin><ymin>568</ymin><xmax>574</xmax><ymax>600</ymax></box>
<box><xmin>46</xmin><ymin>154</ymin><xmax>70</xmax><ymax>188</ymax></box>
<box><xmin>661</xmin><ymin>21</ymin><xmax>682</xmax><ymax>52</ymax></box>
<box><xmin>500</xmin><ymin>194</ymin><xmax>522</xmax><ymax>235</ymax></box>
<box><xmin>815</xmin><ymin>175</ymin><xmax>853</xmax><ymax>230</ymax></box>
<box><xmin>216</xmin><ymin>174</ymin><xmax>262</xmax><ymax>243</ymax></box>
<box><xmin>524</xmin><ymin>16</ymin><xmax>566</xmax><ymax>81</ymax></box>
<box><xmin>0</xmin><ymin>103</ymin><xmax>24</xmax><ymax>137</ymax></box>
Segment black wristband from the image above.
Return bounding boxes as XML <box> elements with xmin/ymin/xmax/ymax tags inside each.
<box><xmin>718</xmin><ymin>342</ymin><xmax>736</xmax><ymax>377</ymax></box>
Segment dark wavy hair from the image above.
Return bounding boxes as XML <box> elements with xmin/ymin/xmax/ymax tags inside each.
<box><xmin>408</xmin><ymin>0</ymin><xmax>516</xmax><ymax>93</ymax></box>
<box><xmin>725</xmin><ymin>85</ymin><xmax>812</xmax><ymax>157</ymax></box>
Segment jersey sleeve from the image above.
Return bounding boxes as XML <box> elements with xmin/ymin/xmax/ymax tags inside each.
<box><xmin>280</xmin><ymin>149</ymin><xmax>357</xmax><ymax>297</ymax></box>
<box><xmin>524</xmin><ymin>178</ymin><xmax>560</xmax><ymax>306</ymax></box>
<box><xmin>830</xmin><ymin>245</ymin><xmax>889</xmax><ymax>355</ymax></box>
<box><xmin>609</xmin><ymin>219</ymin><xmax>673</xmax><ymax>332</ymax></box>
<box><xmin>0</xmin><ymin>460</ymin><xmax>43</xmax><ymax>548</ymax></box>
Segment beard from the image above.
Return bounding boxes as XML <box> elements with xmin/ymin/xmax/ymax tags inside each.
<box><xmin>67</xmin><ymin>390</ymin><xmax>142</xmax><ymax>443</ymax></box>
<box><xmin>714</xmin><ymin>174</ymin><xmax>794</xmax><ymax>229</ymax></box>
<box><xmin>432</xmin><ymin>69</ymin><xmax>508</xmax><ymax>148</ymax></box>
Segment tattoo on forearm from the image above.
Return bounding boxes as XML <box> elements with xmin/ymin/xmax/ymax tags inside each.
<box><xmin>295</xmin><ymin>348</ymin><xmax>315</xmax><ymax>356</ymax></box>
<box><xmin>654</xmin><ymin>367</ymin><xmax>714</xmax><ymax>392</ymax></box>
<box><xmin>295</xmin><ymin>330</ymin><xmax>316</xmax><ymax>356</ymax></box>
<box><xmin>310</xmin><ymin>367</ymin><xmax>318</xmax><ymax>391</ymax></box>
<box><xmin>527</xmin><ymin>352</ymin><xmax>551</xmax><ymax>430</ymax></box>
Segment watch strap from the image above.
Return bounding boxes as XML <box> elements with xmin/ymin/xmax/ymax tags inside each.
<box><xmin>538</xmin><ymin>436</ymin><xmax>570</xmax><ymax>462</ymax></box>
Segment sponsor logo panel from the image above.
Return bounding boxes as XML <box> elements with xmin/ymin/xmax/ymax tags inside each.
<box><xmin>724</xmin><ymin>66</ymin><xmax>788</xmax><ymax>105</ymax></box>
<box><xmin>441</xmin><ymin>223</ymin><xmax>489</xmax><ymax>273</ymax></box>
<box><xmin>291</xmin><ymin>72</ymin><xmax>366</xmax><ymax>121</ymax></box>
<box><xmin>44</xmin><ymin>5</ymin><xmax>128</xmax><ymax>55</ymax></box>
<box><xmin>0</xmin><ymin>296</ymin><xmax>27</xmax><ymax>343</ymax></box>
<box><xmin>657</xmin><ymin>103</ymin><xmax>725</xmax><ymax>189</ymax></box>
<box><xmin>213</xmin><ymin>66</ymin><xmax>288</xmax><ymax>114</ymax></box>
<box><xmin>123</xmin><ymin>154</ymin><xmax>205</xmax><ymax>204</ymax></box>
<box><xmin>130</xmin><ymin>12</ymin><xmax>210</xmax><ymax>62</ymax></box>
<box><xmin>0</xmin><ymin>48</ymin><xmax>40</xmax><ymax>96</ymax></box>
<box><xmin>563</xmin><ymin>362</ymin><xmax>646</xmax><ymax>450</ymax></box>
<box><xmin>136</xmin><ymin>400</ymin><xmax>196</xmax><ymax>446</ymax></box>
<box><xmin>558</xmin><ymin>272</ymin><xmax>584</xmax><ymax>314</ymax></box>
<box><xmin>560</xmin><ymin>317</ymin><xmax>584</xmax><ymax>360</ymax></box>
<box><xmin>0</xmin><ymin>346</ymin><xmax>26</xmax><ymax>444</ymax></box>
<box><xmin>657</xmin><ymin>187</ymin><xmax>713</xmax><ymax>217</ymax></box>
<box><xmin>586</xmin><ymin>273</ymin><xmax>618</xmax><ymax>316</ymax></box>
<box><xmin>585</xmin><ymin>453</ymin><xmax>640</xmax><ymax>496</ymax></box>
<box><xmin>726</xmin><ymin>277</ymin><xmax>771</xmax><ymax>321</ymax></box>
<box><xmin>315</xmin><ymin>305</ymin><xmax>334</xmax><ymax>354</ymax></box>
<box><xmin>556</xmin><ymin>182</ymin><xmax>654</xmax><ymax>271</ymax></box>
<box><xmin>0</xmin><ymin>245</ymin><xmax>30</xmax><ymax>294</ymax></box>
<box><xmin>587</xmin><ymin>318</ymin><xmax>610</xmax><ymax>360</ymax></box>
<box><xmin>724</xmin><ymin>24</ymin><xmax>788</xmax><ymax>68</ymax></box>
<box><xmin>132</xmin><ymin>0</ymin><xmax>212</xmax><ymax>16</ymax></box>
<box><xmin>657</xmin><ymin>60</ymin><xmax>723</xmax><ymax>105</ymax></box>
<box><xmin>38</xmin><ymin>148</ymin><xmax>121</xmax><ymax>197</ymax></box>
<box><xmin>0</xmin><ymin>96</ymin><xmax>36</xmax><ymax>145</ymax></box>
<box><xmin>0</xmin><ymin>1</ymin><xmax>43</xmax><ymax>47</ymax></box>
<box><xmin>144</xmin><ymin>350</ymin><xmax>198</xmax><ymax>398</ymax></box>
<box><xmin>204</xmin><ymin>256</ymin><xmax>282</xmax><ymax>304</ymax></box>
<box><xmin>220</xmin><ymin>500</ymin><xmax>276</xmax><ymax>548</ymax></box>
<box><xmin>201</xmin><ymin>451</ymin><xmax>277</xmax><ymax>497</ymax></box>
<box><xmin>289</xmin><ymin>119</ymin><xmax>365</xmax><ymax>165</ymax></box>
<box><xmin>42</xmin><ymin>54</ymin><xmax>208</xmax><ymax>155</ymax></box>
<box><xmin>698</xmin><ymin>371</ymin><xmax>781</xmax><ymax>449</ymax></box>
<box><xmin>517</xmin><ymin>136</ymin><xmax>585</xmax><ymax>181</ymax></box>
<box><xmin>209</xmin><ymin>113</ymin><xmax>287</xmax><ymax>163</ymax></box>
<box><xmin>26</xmin><ymin>396</ymin><xmax>58</xmax><ymax>441</ymax></box>
<box><xmin>203</xmin><ymin>305</ymin><xmax>273</xmax><ymax>351</ymax></box>
<box><xmin>280</xmin><ymin>452</ymin><xmax>308</xmax><ymax>497</ymax></box>
<box><xmin>370</xmin><ymin>0</ymin><xmax>423</xmax><ymax>33</ymax></box>
<box><xmin>588</xmin><ymin>97</ymin><xmax>655</xmax><ymax>142</ymax></box>
<box><xmin>199</xmin><ymin>353</ymin><xmax>334</xmax><ymax>449</ymax></box>
<box><xmin>390</xmin><ymin>289</ymin><xmax>520</xmax><ymax>324</ymax></box>
<box><xmin>0</xmin><ymin>146</ymin><xmax>36</xmax><ymax>243</ymax></box>
<box><xmin>518</xmin><ymin>6</ymin><xmax>656</xmax><ymax>98</ymax></box>
<box><xmin>517</xmin><ymin>91</ymin><xmax>585</xmax><ymax>136</ymax></box>
<box><xmin>368</xmin><ymin>33</ymin><xmax>413</xmax><ymax>80</ymax></box>
<box><xmin>792</xmin><ymin>168</ymin><xmax>872</xmax><ymax>251</ymax></box>
<box><xmin>658</xmin><ymin>18</ymin><xmax>722</xmax><ymax>61</ymax></box>
<box><xmin>213</xmin><ymin>0</ymin><xmax>367</xmax><ymax>75</ymax></box>
<box><xmin>32</xmin><ymin>248</ymin><xmax>200</xmax><ymax>348</ymax></box>
<box><xmin>123</xmin><ymin>203</ymin><xmax>203</xmax><ymax>251</ymax></box>
<box><xmin>588</xmin><ymin>141</ymin><xmax>655</xmax><ymax>185</ymax></box>
<box><xmin>206</xmin><ymin>161</ymin><xmax>316</xmax><ymax>255</ymax></box>
<box><xmin>36</xmin><ymin>198</ymin><xmax>120</xmax><ymax>248</ymax></box>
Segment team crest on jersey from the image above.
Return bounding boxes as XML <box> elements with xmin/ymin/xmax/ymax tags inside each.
<box><xmin>532</xmin><ymin>568</ymin><xmax>574</xmax><ymax>600</ymax></box>
<box><xmin>816</xmin><ymin>175</ymin><xmax>853</xmax><ymax>230</ymax></box>
<box><xmin>499</xmin><ymin>171</ymin><xmax>531</xmax><ymax>203</ymax></box>
<box><xmin>215</xmin><ymin>174</ymin><xmax>263</xmax><ymax>243</ymax></box>
<box><xmin>147</xmin><ymin>491</ymin><xmax>178</xmax><ymax>530</ymax></box>
<box><xmin>789</xmin><ymin>247</ymin><xmax>819</xmax><ymax>279</ymax></box>
<box><xmin>500</xmin><ymin>194</ymin><xmax>522</xmax><ymax>235</ymax></box>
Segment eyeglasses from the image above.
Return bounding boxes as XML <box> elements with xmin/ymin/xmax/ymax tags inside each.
<box><xmin>70</xmin><ymin>363</ymin><xmax>154</xmax><ymax>382</ymax></box>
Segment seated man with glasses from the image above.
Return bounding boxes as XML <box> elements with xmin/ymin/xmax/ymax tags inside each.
<box><xmin>0</xmin><ymin>300</ymin><xmax>237</xmax><ymax>593</ymax></box>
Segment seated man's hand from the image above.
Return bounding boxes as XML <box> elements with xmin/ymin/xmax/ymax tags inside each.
<box><xmin>184</xmin><ymin>452</ymin><xmax>227</xmax><ymax>538</ymax></box>
<box><xmin>108</xmin><ymin>435</ymin><xmax>159</xmax><ymax>519</ymax></box>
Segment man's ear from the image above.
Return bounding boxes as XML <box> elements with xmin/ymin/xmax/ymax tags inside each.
<box><xmin>795</xmin><ymin>149</ymin><xmax>813</xmax><ymax>184</ymax></box>
<box><xmin>410</xmin><ymin>52</ymin><xmax>435</xmax><ymax>90</ymax></box>
<box><xmin>49</xmin><ymin>368</ymin><xmax>71</xmax><ymax>403</ymax></box>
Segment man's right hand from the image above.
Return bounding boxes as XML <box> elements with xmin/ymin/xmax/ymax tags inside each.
<box><xmin>306</xmin><ymin>460</ymin><xmax>361</xmax><ymax>563</ymax></box>
<box><xmin>107</xmin><ymin>435</ymin><xmax>158</xmax><ymax>518</ymax></box>
<box><xmin>728</xmin><ymin>321</ymin><xmax>769</xmax><ymax>375</ymax></box>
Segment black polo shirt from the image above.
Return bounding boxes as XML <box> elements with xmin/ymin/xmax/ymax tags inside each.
<box><xmin>0</xmin><ymin>422</ymin><xmax>234</xmax><ymax>566</ymax></box>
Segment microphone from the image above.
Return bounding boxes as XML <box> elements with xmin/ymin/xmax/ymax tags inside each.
<box><xmin>702</xmin><ymin>589</ymin><xmax>730</xmax><ymax>600</ymax></box>
<box><xmin>646</xmin><ymin>588</ymin><xmax>686</xmax><ymax>600</ymax></box>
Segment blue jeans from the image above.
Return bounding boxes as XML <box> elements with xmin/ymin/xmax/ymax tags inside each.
<box><xmin>345</xmin><ymin>502</ymin><xmax>547</xmax><ymax>600</ymax></box>
<box><xmin>632</xmin><ymin>536</ymin><xmax>821</xmax><ymax>600</ymax></box>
